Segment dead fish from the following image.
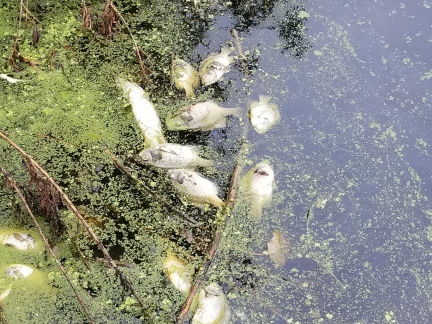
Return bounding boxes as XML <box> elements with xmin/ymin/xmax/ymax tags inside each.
<box><xmin>0</xmin><ymin>74</ymin><xmax>23</xmax><ymax>84</ymax></box>
<box><xmin>1</xmin><ymin>233</ymin><xmax>35</xmax><ymax>250</ymax></box>
<box><xmin>192</xmin><ymin>282</ymin><xmax>231</xmax><ymax>324</ymax></box>
<box><xmin>117</xmin><ymin>78</ymin><xmax>167</xmax><ymax>147</ymax></box>
<box><xmin>240</xmin><ymin>162</ymin><xmax>275</xmax><ymax>220</ymax></box>
<box><xmin>168</xmin><ymin>169</ymin><xmax>224</xmax><ymax>209</ymax></box>
<box><xmin>137</xmin><ymin>143</ymin><xmax>213</xmax><ymax>168</ymax></box>
<box><xmin>199</xmin><ymin>47</ymin><xmax>233</xmax><ymax>86</ymax></box>
<box><xmin>172</xmin><ymin>59</ymin><xmax>200</xmax><ymax>98</ymax></box>
<box><xmin>163</xmin><ymin>252</ymin><xmax>192</xmax><ymax>294</ymax></box>
<box><xmin>166</xmin><ymin>100</ymin><xmax>241</xmax><ymax>131</ymax></box>
<box><xmin>5</xmin><ymin>264</ymin><xmax>33</xmax><ymax>279</ymax></box>
<box><xmin>249</xmin><ymin>95</ymin><xmax>281</xmax><ymax>134</ymax></box>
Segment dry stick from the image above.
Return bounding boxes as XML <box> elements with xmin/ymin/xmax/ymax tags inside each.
<box><xmin>176</xmin><ymin>136</ymin><xmax>248</xmax><ymax>323</ymax></box>
<box><xmin>231</xmin><ymin>29</ymin><xmax>249</xmax><ymax>77</ymax></box>
<box><xmin>0</xmin><ymin>165</ymin><xmax>95</xmax><ymax>324</ymax></box>
<box><xmin>0</xmin><ymin>131</ymin><xmax>149</xmax><ymax>315</ymax></box>
<box><xmin>107</xmin><ymin>2</ymin><xmax>152</xmax><ymax>86</ymax></box>
<box><xmin>103</xmin><ymin>145</ymin><xmax>202</xmax><ymax>227</ymax></box>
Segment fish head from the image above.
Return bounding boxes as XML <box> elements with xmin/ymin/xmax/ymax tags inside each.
<box><xmin>168</xmin><ymin>169</ymin><xmax>185</xmax><ymax>184</ymax></box>
<box><xmin>166</xmin><ymin>107</ymin><xmax>194</xmax><ymax>130</ymax></box>
<box><xmin>201</xmin><ymin>66</ymin><xmax>225</xmax><ymax>86</ymax></box>
<box><xmin>137</xmin><ymin>149</ymin><xmax>153</xmax><ymax>163</ymax></box>
<box><xmin>203</xmin><ymin>283</ymin><xmax>222</xmax><ymax>297</ymax></box>
<box><xmin>253</xmin><ymin>163</ymin><xmax>274</xmax><ymax>179</ymax></box>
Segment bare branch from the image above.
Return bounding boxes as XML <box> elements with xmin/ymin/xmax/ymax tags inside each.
<box><xmin>0</xmin><ymin>165</ymin><xmax>95</xmax><ymax>324</ymax></box>
<box><xmin>0</xmin><ymin>130</ymin><xmax>150</xmax><ymax>315</ymax></box>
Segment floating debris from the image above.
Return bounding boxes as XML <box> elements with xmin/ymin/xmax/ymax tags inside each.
<box><xmin>137</xmin><ymin>143</ymin><xmax>213</xmax><ymax>169</ymax></box>
<box><xmin>5</xmin><ymin>264</ymin><xmax>34</xmax><ymax>279</ymax></box>
<box><xmin>117</xmin><ymin>78</ymin><xmax>167</xmax><ymax>147</ymax></box>
<box><xmin>163</xmin><ymin>252</ymin><xmax>192</xmax><ymax>294</ymax></box>
<box><xmin>172</xmin><ymin>59</ymin><xmax>200</xmax><ymax>98</ymax></box>
<box><xmin>168</xmin><ymin>169</ymin><xmax>224</xmax><ymax>209</ymax></box>
<box><xmin>240</xmin><ymin>162</ymin><xmax>275</xmax><ymax>219</ymax></box>
<box><xmin>267</xmin><ymin>230</ymin><xmax>289</xmax><ymax>267</ymax></box>
<box><xmin>192</xmin><ymin>282</ymin><xmax>231</xmax><ymax>324</ymax></box>
<box><xmin>199</xmin><ymin>47</ymin><xmax>233</xmax><ymax>86</ymax></box>
<box><xmin>166</xmin><ymin>100</ymin><xmax>241</xmax><ymax>131</ymax></box>
<box><xmin>249</xmin><ymin>95</ymin><xmax>281</xmax><ymax>134</ymax></box>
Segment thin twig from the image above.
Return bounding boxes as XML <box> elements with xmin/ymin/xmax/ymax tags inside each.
<box><xmin>231</xmin><ymin>29</ymin><xmax>249</xmax><ymax>77</ymax></box>
<box><xmin>176</xmin><ymin>133</ymin><xmax>248</xmax><ymax>323</ymax></box>
<box><xmin>0</xmin><ymin>165</ymin><xmax>95</xmax><ymax>324</ymax></box>
<box><xmin>21</xmin><ymin>2</ymin><xmax>43</xmax><ymax>25</ymax></box>
<box><xmin>107</xmin><ymin>1</ymin><xmax>152</xmax><ymax>86</ymax></box>
<box><xmin>0</xmin><ymin>130</ymin><xmax>150</xmax><ymax>315</ymax></box>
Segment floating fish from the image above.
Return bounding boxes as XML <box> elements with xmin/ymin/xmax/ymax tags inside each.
<box><xmin>0</xmin><ymin>232</ymin><xmax>35</xmax><ymax>250</ymax></box>
<box><xmin>5</xmin><ymin>264</ymin><xmax>34</xmax><ymax>279</ymax></box>
<box><xmin>240</xmin><ymin>162</ymin><xmax>275</xmax><ymax>219</ymax></box>
<box><xmin>0</xmin><ymin>74</ymin><xmax>23</xmax><ymax>83</ymax></box>
<box><xmin>171</xmin><ymin>59</ymin><xmax>200</xmax><ymax>98</ymax></box>
<box><xmin>163</xmin><ymin>252</ymin><xmax>192</xmax><ymax>294</ymax></box>
<box><xmin>267</xmin><ymin>230</ymin><xmax>289</xmax><ymax>267</ymax></box>
<box><xmin>168</xmin><ymin>169</ymin><xmax>224</xmax><ymax>209</ymax></box>
<box><xmin>192</xmin><ymin>282</ymin><xmax>231</xmax><ymax>324</ymax></box>
<box><xmin>166</xmin><ymin>100</ymin><xmax>241</xmax><ymax>131</ymax></box>
<box><xmin>117</xmin><ymin>78</ymin><xmax>167</xmax><ymax>147</ymax></box>
<box><xmin>199</xmin><ymin>47</ymin><xmax>233</xmax><ymax>86</ymax></box>
<box><xmin>249</xmin><ymin>95</ymin><xmax>281</xmax><ymax>134</ymax></box>
<box><xmin>137</xmin><ymin>143</ymin><xmax>213</xmax><ymax>169</ymax></box>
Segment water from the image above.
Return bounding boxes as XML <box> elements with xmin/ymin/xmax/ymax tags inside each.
<box><xmin>197</xmin><ymin>0</ymin><xmax>432</xmax><ymax>322</ymax></box>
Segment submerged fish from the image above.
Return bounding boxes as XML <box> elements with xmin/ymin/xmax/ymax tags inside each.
<box><xmin>166</xmin><ymin>100</ymin><xmax>241</xmax><ymax>131</ymax></box>
<box><xmin>1</xmin><ymin>233</ymin><xmax>35</xmax><ymax>250</ymax></box>
<box><xmin>117</xmin><ymin>78</ymin><xmax>166</xmax><ymax>147</ymax></box>
<box><xmin>240</xmin><ymin>162</ymin><xmax>275</xmax><ymax>220</ymax></box>
<box><xmin>249</xmin><ymin>95</ymin><xmax>281</xmax><ymax>134</ymax></box>
<box><xmin>199</xmin><ymin>47</ymin><xmax>233</xmax><ymax>86</ymax></box>
<box><xmin>137</xmin><ymin>143</ymin><xmax>213</xmax><ymax>168</ymax></box>
<box><xmin>168</xmin><ymin>169</ymin><xmax>224</xmax><ymax>209</ymax></box>
<box><xmin>192</xmin><ymin>282</ymin><xmax>231</xmax><ymax>324</ymax></box>
<box><xmin>5</xmin><ymin>264</ymin><xmax>33</xmax><ymax>279</ymax></box>
<box><xmin>163</xmin><ymin>252</ymin><xmax>192</xmax><ymax>294</ymax></box>
<box><xmin>171</xmin><ymin>59</ymin><xmax>200</xmax><ymax>98</ymax></box>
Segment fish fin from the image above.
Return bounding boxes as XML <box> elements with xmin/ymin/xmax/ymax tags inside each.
<box><xmin>258</xmin><ymin>95</ymin><xmax>272</xmax><ymax>104</ymax></box>
<box><xmin>184</xmin><ymin>84</ymin><xmax>196</xmax><ymax>98</ymax></box>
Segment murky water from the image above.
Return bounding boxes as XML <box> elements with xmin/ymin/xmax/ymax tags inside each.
<box><xmin>198</xmin><ymin>0</ymin><xmax>432</xmax><ymax>323</ymax></box>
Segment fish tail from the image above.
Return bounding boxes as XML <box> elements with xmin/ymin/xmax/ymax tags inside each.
<box><xmin>195</xmin><ymin>157</ymin><xmax>214</xmax><ymax>168</ymax></box>
<box><xmin>211</xmin><ymin>196</ymin><xmax>225</xmax><ymax>208</ymax></box>
<box><xmin>220</xmin><ymin>46</ymin><xmax>233</xmax><ymax>56</ymax></box>
<box><xmin>224</xmin><ymin>107</ymin><xmax>242</xmax><ymax>118</ymax></box>
<box><xmin>144</xmin><ymin>132</ymin><xmax>167</xmax><ymax>147</ymax></box>
<box><xmin>259</xmin><ymin>95</ymin><xmax>272</xmax><ymax>103</ymax></box>
<box><xmin>184</xmin><ymin>84</ymin><xmax>196</xmax><ymax>98</ymax></box>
